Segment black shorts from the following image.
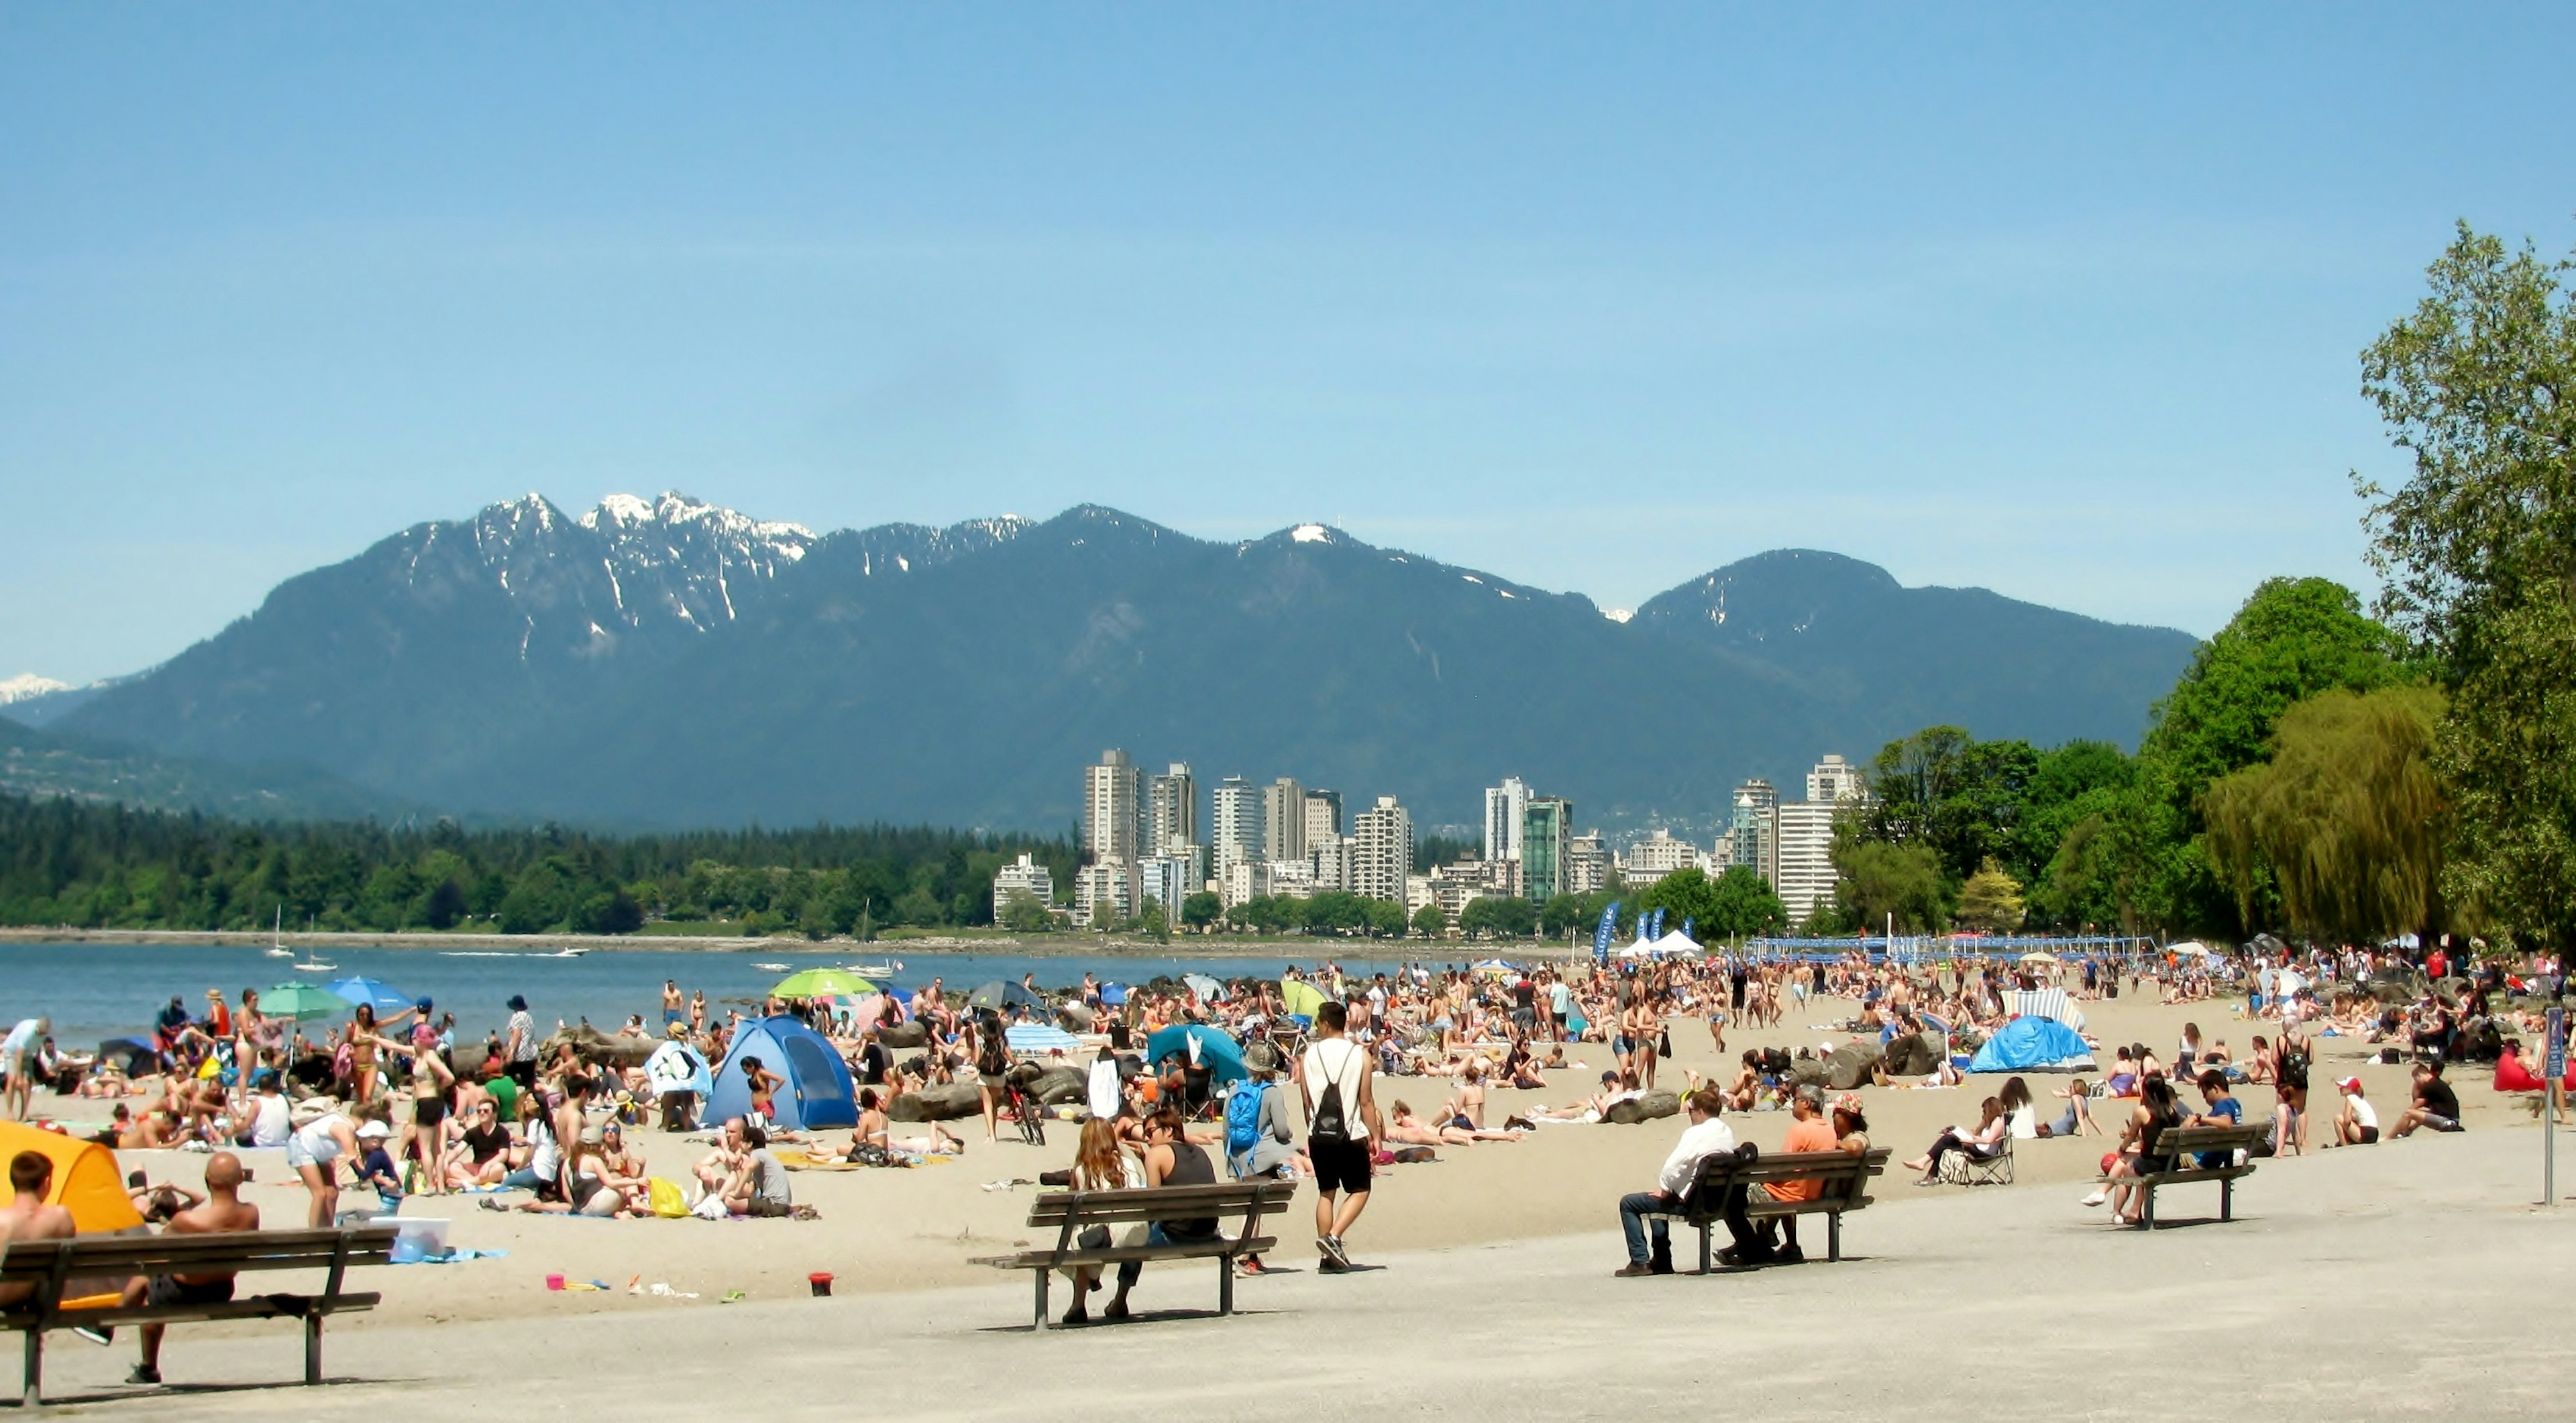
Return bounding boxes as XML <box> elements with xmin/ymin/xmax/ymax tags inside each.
<box><xmin>415</xmin><ymin>1097</ymin><xmax>447</xmax><ymax>1128</ymax></box>
<box><xmin>1308</xmin><ymin>1136</ymin><xmax>1373</xmax><ymax>1196</ymax></box>
<box><xmin>147</xmin><ymin>1275</ymin><xmax>236</xmax><ymax>1309</ymax></box>
<box><xmin>2357</xmin><ymin>1125</ymin><xmax>2380</xmax><ymax>1143</ymax></box>
<box><xmin>506</xmin><ymin>1061</ymin><xmax>537</xmax><ymax>1090</ymax></box>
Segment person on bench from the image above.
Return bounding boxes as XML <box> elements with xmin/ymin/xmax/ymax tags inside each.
<box><xmin>0</xmin><ymin>1151</ymin><xmax>76</xmax><ymax>1307</ymax></box>
<box><xmin>1612</xmin><ymin>1086</ymin><xmax>1732</xmax><ymax>1277</ymax></box>
<box><xmin>2388</xmin><ymin>1061</ymin><xmax>2465</xmax><ymax>1139</ymax></box>
<box><xmin>1737</xmin><ymin>1086</ymin><xmax>1839</xmax><ymax>1264</ymax></box>
<box><xmin>1057</xmin><ymin>1116</ymin><xmax>1143</xmax><ymax>1325</ymax></box>
<box><xmin>103</xmin><ymin>1149</ymin><xmax>261</xmax><ymax>1385</ymax></box>
<box><xmin>2084</xmin><ymin>1075</ymin><xmax>2181</xmax><ymax>1224</ymax></box>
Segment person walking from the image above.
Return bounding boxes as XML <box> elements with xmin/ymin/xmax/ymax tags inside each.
<box><xmin>1297</xmin><ymin>999</ymin><xmax>1381</xmax><ymax>1272</ymax></box>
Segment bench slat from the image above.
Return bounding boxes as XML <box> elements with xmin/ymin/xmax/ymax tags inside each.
<box><xmin>974</xmin><ymin>1238</ymin><xmax>1276</xmax><ymax>1271</ymax></box>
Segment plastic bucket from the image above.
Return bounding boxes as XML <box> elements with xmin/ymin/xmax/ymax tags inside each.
<box><xmin>808</xmin><ymin>1272</ymin><xmax>833</xmax><ymax>1297</ymax></box>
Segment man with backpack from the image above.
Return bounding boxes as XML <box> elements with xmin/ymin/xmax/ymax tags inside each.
<box><xmin>1298</xmin><ymin>999</ymin><xmax>1382</xmax><ymax>1273</ymax></box>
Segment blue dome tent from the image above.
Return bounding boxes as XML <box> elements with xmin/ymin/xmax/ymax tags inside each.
<box><xmin>704</xmin><ymin>1015</ymin><xmax>858</xmax><ymax>1131</ymax></box>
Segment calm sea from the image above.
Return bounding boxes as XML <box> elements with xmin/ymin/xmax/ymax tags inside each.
<box><xmin>0</xmin><ymin>941</ymin><xmax>1448</xmax><ymax>1047</ymax></box>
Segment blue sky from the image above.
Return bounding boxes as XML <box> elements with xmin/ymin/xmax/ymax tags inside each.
<box><xmin>5</xmin><ymin>6</ymin><xmax>2572</xmax><ymax>683</ymax></box>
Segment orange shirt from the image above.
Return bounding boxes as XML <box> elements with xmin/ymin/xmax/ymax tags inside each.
<box><xmin>1764</xmin><ymin>1117</ymin><xmax>1841</xmax><ymax>1202</ymax></box>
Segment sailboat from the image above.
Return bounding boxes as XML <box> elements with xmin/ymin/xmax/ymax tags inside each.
<box><xmin>289</xmin><ymin>914</ymin><xmax>335</xmax><ymax>972</ymax></box>
<box><xmin>263</xmin><ymin>907</ymin><xmax>293</xmax><ymax>958</ymax></box>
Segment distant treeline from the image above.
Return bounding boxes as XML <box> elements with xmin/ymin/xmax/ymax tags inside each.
<box><xmin>0</xmin><ymin>794</ymin><xmax>1079</xmax><ymax>937</ymax></box>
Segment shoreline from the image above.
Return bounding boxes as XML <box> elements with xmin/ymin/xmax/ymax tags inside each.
<box><xmin>0</xmin><ymin>926</ymin><xmax>1491</xmax><ymax>960</ymax></box>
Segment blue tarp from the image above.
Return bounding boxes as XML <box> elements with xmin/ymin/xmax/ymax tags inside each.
<box><xmin>1968</xmin><ymin>1016</ymin><xmax>2096</xmax><ymax>1073</ymax></box>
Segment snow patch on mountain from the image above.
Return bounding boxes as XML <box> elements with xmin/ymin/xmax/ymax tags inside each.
<box><xmin>0</xmin><ymin>674</ymin><xmax>71</xmax><ymax>705</ymax></box>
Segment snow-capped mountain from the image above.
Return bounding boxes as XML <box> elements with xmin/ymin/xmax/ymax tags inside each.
<box><xmin>56</xmin><ymin>496</ymin><xmax>2197</xmax><ymax>832</ymax></box>
<box><xmin>0</xmin><ymin>675</ymin><xmax>69</xmax><ymax>705</ymax></box>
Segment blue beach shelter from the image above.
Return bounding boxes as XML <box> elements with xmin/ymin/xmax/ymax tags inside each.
<box><xmin>1968</xmin><ymin>1016</ymin><xmax>2097</xmax><ymax>1074</ymax></box>
<box><xmin>704</xmin><ymin>1015</ymin><xmax>857</xmax><ymax>1131</ymax></box>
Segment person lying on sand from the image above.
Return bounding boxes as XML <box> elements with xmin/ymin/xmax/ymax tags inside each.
<box><xmin>1384</xmin><ymin>1102</ymin><xmax>1520</xmax><ymax>1146</ymax></box>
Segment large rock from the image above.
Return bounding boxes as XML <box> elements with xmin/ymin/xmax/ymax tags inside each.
<box><xmin>874</xmin><ymin>1020</ymin><xmax>930</xmax><ymax>1049</ymax></box>
<box><xmin>539</xmin><ymin>1024</ymin><xmax>657</xmax><ymax>1069</ymax></box>
<box><xmin>1605</xmin><ymin>1090</ymin><xmax>1679</xmax><ymax>1125</ymax></box>
<box><xmin>1883</xmin><ymin>1032</ymin><xmax>1941</xmax><ymax>1078</ymax></box>
<box><xmin>1788</xmin><ymin>1056</ymin><xmax>1829</xmax><ymax>1090</ymax></box>
<box><xmin>888</xmin><ymin>1082</ymin><xmax>985</xmax><ymax>1122</ymax></box>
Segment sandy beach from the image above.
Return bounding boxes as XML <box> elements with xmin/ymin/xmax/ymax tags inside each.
<box><xmin>50</xmin><ymin>986</ymin><xmax>2548</xmax><ymax>1331</ymax></box>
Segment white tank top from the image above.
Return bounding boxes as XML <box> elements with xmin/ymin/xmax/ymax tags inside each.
<box><xmin>250</xmin><ymin>1094</ymin><xmax>292</xmax><ymax>1149</ymax></box>
<box><xmin>292</xmin><ymin>1113</ymin><xmax>349</xmax><ymax>1165</ymax></box>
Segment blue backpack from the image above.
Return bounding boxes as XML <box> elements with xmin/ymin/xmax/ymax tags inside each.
<box><xmin>1224</xmin><ymin>1079</ymin><xmax>1266</xmax><ymax>1155</ymax></box>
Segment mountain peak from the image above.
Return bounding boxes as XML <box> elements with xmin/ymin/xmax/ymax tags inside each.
<box><xmin>0</xmin><ymin>674</ymin><xmax>70</xmax><ymax>705</ymax></box>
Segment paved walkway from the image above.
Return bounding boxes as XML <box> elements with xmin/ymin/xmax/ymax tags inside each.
<box><xmin>30</xmin><ymin>1123</ymin><xmax>2576</xmax><ymax>1420</ymax></box>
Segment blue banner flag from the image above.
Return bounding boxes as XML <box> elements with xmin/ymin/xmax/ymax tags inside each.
<box><xmin>1680</xmin><ymin>916</ymin><xmax>1694</xmax><ymax>943</ymax></box>
<box><xmin>1648</xmin><ymin>908</ymin><xmax>1666</xmax><ymax>941</ymax></box>
<box><xmin>1592</xmin><ymin>901</ymin><xmax>1621</xmax><ymax>962</ymax></box>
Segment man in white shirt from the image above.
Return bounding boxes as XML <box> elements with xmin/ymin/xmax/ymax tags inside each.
<box><xmin>2</xmin><ymin>1018</ymin><xmax>44</xmax><ymax>1122</ymax></box>
<box><xmin>1615</xmin><ymin>1087</ymin><xmax>1734</xmax><ymax>1276</ymax></box>
<box><xmin>1298</xmin><ymin>1000</ymin><xmax>1382</xmax><ymax>1273</ymax></box>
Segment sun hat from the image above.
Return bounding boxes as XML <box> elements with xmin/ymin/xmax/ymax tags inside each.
<box><xmin>507</xmin><ymin>995</ymin><xmax>529</xmax><ymax>1011</ymax></box>
<box><xmin>1831</xmin><ymin>1092</ymin><xmax>1864</xmax><ymax>1117</ymax></box>
<box><xmin>356</xmin><ymin>1120</ymin><xmax>390</xmax><ymax>1140</ymax></box>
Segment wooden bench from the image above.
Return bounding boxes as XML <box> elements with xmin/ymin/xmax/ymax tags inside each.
<box><xmin>971</xmin><ymin>1181</ymin><xmax>1296</xmax><ymax>1330</ymax></box>
<box><xmin>2</xmin><ymin>1225</ymin><xmax>398</xmax><ymax>1406</ymax></box>
<box><xmin>1663</xmin><ymin>1148</ymin><xmax>1889</xmax><ymax>1271</ymax></box>
<box><xmin>2101</xmin><ymin>1124</ymin><xmax>2263</xmax><ymax>1229</ymax></box>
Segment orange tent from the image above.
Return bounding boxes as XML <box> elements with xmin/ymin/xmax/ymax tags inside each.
<box><xmin>0</xmin><ymin>1122</ymin><xmax>142</xmax><ymax>1232</ymax></box>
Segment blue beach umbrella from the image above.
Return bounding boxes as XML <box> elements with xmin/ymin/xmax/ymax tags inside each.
<box><xmin>643</xmin><ymin>1040</ymin><xmax>716</xmax><ymax>1099</ymax></box>
<box><xmin>326</xmin><ymin>976</ymin><xmax>412</xmax><ymax>1016</ymax></box>
<box><xmin>1098</xmin><ymin>983</ymin><xmax>1130</xmax><ymax>1008</ymax></box>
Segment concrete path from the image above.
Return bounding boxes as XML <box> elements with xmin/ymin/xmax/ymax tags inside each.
<box><xmin>29</xmin><ymin>1122</ymin><xmax>2576</xmax><ymax>1420</ymax></box>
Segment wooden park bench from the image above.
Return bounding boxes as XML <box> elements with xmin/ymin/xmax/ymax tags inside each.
<box><xmin>972</xmin><ymin>1181</ymin><xmax>1297</xmax><ymax>1330</ymax></box>
<box><xmin>2104</xmin><ymin>1124</ymin><xmax>2263</xmax><ymax>1229</ymax></box>
<box><xmin>3</xmin><ymin>1224</ymin><xmax>398</xmax><ymax>1406</ymax></box>
<box><xmin>1662</xmin><ymin>1148</ymin><xmax>1890</xmax><ymax>1272</ymax></box>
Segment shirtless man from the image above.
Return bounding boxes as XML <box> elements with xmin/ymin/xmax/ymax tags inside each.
<box><xmin>0</xmin><ymin>1153</ymin><xmax>78</xmax><ymax>1307</ymax></box>
<box><xmin>694</xmin><ymin>1116</ymin><xmax>753</xmax><ymax>1200</ymax></box>
<box><xmin>109</xmin><ymin>1151</ymin><xmax>261</xmax><ymax>1384</ymax></box>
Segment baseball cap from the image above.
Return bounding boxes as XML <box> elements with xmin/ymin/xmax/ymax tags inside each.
<box><xmin>2336</xmin><ymin>1076</ymin><xmax>2363</xmax><ymax>1092</ymax></box>
<box><xmin>356</xmin><ymin>1120</ymin><xmax>390</xmax><ymax>1140</ymax></box>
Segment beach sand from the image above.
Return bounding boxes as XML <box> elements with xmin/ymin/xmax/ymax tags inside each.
<box><xmin>61</xmin><ymin>986</ymin><xmax>2531</xmax><ymax>1330</ymax></box>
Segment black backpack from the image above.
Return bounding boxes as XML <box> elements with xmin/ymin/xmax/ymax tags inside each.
<box><xmin>1308</xmin><ymin>1043</ymin><xmax>1352</xmax><ymax>1147</ymax></box>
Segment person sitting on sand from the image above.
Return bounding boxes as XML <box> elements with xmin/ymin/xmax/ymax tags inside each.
<box><xmin>2326</xmin><ymin>1075</ymin><xmax>2380</xmax><ymax>1146</ymax></box>
<box><xmin>2387</xmin><ymin>1061</ymin><xmax>2465</xmax><ymax>1139</ymax></box>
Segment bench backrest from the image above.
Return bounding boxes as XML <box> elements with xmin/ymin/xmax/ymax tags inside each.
<box><xmin>1687</xmin><ymin>1148</ymin><xmax>1889</xmax><ymax>1205</ymax></box>
<box><xmin>1025</xmin><ymin>1182</ymin><xmax>1295</xmax><ymax>1230</ymax></box>
<box><xmin>0</xmin><ymin>1226</ymin><xmax>400</xmax><ymax>1289</ymax></box>
<box><xmin>2157</xmin><ymin>1124</ymin><xmax>2263</xmax><ymax>1155</ymax></box>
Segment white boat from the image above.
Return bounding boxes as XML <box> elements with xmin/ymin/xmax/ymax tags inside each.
<box><xmin>545</xmin><ymin>947</ymin><xmax>588</xmax><ymax>959</ymax></box>
<box><xmin>292</xmin><ymin>958</ymin><xmax>335</xmax><ymax>973</ymax></box>
<box><xmin>264</xmin><ymin>907</ymin><xmax>292</xmax><ymax>957</ymax></box>
<box><xmin>845</xmin><ymin>962</ymin><xmax>898</xmax><ymax>977</ymax></box>
<box><xmin>752</xmin><ymin>962</ymin><xmax>791</xmax><ymax>973</ymax></box>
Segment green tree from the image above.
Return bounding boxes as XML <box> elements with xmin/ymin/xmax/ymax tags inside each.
<box><xmin>421</xmin><ymin>876</ymin><xmax>468</xmax><ymax>930</ymax></box>
<box><xmin>2358</xmin><ymin>223</ymin><xmax>2576</xmax><ymax>948</ymax></box>
<box><xmin>1411</xmin><ymin>902</ymin><xmax>1448</xmax><ymax>939</ymax></box>
<box><xmin>2202</xmin><ymin>685</ymin><xmax>2453</xmax><ymax>945</ymax></box>
<box><xmin>1180</xmin><ymin>890</ymin><xmax>1223</xmax><ymax>933</ymax></box>
<box><xmin>1705</xmin><ymin>865</ymin><xmax>1788</xmax><ymax>937</ymax></box>
<box><xmin>1362</xmin><ymin>897</ymin><xmax>1407</xmax><ymax>939</ymax></box>
<box><xmin>1953</xmin><ymin>857</ymin><xmax>2026</xmax><ymax>934</ymax></box>
<box><xmin>2118</xmin><ymin>576</ymin><xmax>2413</xmax><ymax>935</ymax></box>
<box><xmin>1135</xmin><ymin>898</ymin><xmax>1171</xmax><ymax>943</ymax></box>
<box><xmin>1834</xmin><ymin>839</ymin><xmax>1947</xmax><ymax>933</ymax></box>
<box><xmin>998</xmin><ymin>888</ymin><xmax>1054</xmax><ymax>933</ymax></box>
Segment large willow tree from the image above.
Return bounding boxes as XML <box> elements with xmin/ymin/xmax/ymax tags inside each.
<box><xmin>2202</xmin><ymin>686</ymin><xmax>2450</xmax><ymax>945</ymax></box>
<box><xmin>2358</xmin><ymin>224</ymin><xmax>2576</xmax><ymax>950</ymax></box>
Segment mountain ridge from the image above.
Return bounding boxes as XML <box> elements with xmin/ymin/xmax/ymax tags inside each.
<box><xmin>40</xmin><ymin>493</ymin><xmax>2202</xmax><ymax>835</ymax></box>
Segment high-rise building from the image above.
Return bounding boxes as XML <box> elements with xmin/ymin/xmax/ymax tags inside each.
<box><xmin>1071</xmin><ymin>861</ymin><xmax>1133</xmax><ymax>929</ymax></box>
<box><xmin>991</xmin><ymin>853</ymin><xmax>1056</xmax><ymax>921</ymax></box>
<box><xmin>1211</xmin><ymin>776</ymin><xmax>1263</xmax><ymax>878</ymax></box>
<box><xmin>1083</xmin><ymin>749</ymin><xmax>1142</xmax><ymax>869</ymax></box>
<box><xmin>1266</xmin><ymin>859</ymin><xmax>1318</xmax><ymax>899</ymax></box>
<box><xmin>1565</xmin><ymin>833</ymin><xmax>1609</xmax><ymax>894</ymax></box>
<box><xmin>1483</xmin><ymin>777</ymin><xmax>1530</xmax><ymax>863</ymax></box>
<box><xmin>1621</xmin><ymin>829</ymin><xmax>1705</xmax><ymax>887</ymax></box>
<box><xmin>1081</xmin><ymin>749</ymin><xmax>1142</xmax><ymax>919</ymax></box>
<box><xmin>1776</xmin><ymin>755</ymin><xmax>1869</xmax><ymax>926</ymax></box>
<box><xmin>1261</xmin><ymin>778</ymin><xmax>1308</xmax><ymax>867</ymax></box>
<box><xmin>1145</xmin><ymin>763</ymin><xmax>1197</xmax><ymax>858</ymax></box>
<box><xmin>1731</xmin><ymin>779</ymin><xmax>1779</xmax><ymax>887</ymax></box>
<box><xmin>1134</xmin><ymin>856</ymin><xmax>1194</xmax><ymax>918</ymax></box>
<box><xmin>1521</xmin><ymin>796</ymin><xmax>1572</xmax><ymax>900</ymax></box>
<box><xmin>1309</xmin><ymin>835</ymin><xmax>1350</xmax><ymax>894</ymax></box>
<box><xmin>1350</xmin><ymin>795</ymin><xmax>1413</xmax><ymax>904</ymax></box>
<box><xmin>1303</xmin><ymin>790</ymin><xmax>1342</xmax><ymax>848</ymax></box>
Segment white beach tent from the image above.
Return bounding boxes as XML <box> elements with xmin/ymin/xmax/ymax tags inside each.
<box><xmin>1650</xmin><ymin>929</ymin><xmax>1706</xmax><ymax>958</ymax></box>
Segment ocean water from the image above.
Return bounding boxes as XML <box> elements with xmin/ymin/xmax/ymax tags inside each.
<box><xmin>0</xmin><ymin>941</ymin><xmax>1445</xmax><ymax>1047</ymax></box>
